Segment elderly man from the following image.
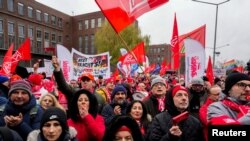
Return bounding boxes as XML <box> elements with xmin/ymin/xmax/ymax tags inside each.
<box><xmin>143</xmin><ymin>76</ymin><xmax>168</xmax><ymax>118</ymax></box>
<box><xmin>208</xmin><ymin>72</ymin><xmax>250</xmax><ymax>125</ymax></box>
<box><xmin>0</xmin><ymin>80</ymin><xmax>43</xmax><ymax>140</ymax></box>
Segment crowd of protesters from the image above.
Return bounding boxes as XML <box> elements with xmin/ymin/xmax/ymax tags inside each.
<box><xmin>0</xmin><ymin>55</ymin><xmax>250</xmax><ymax>141</ymax></box>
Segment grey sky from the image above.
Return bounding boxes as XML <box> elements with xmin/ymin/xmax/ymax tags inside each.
<box><xmin>36</xmin><ymin>0</ymin><xmax>250</xmax><ymax>64</ymax></box>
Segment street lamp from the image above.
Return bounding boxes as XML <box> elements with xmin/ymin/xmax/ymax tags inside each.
<box><xmin>192</xmin><ymin>0</ymin><xmax>230</xmax><ymax>67</ymax></box>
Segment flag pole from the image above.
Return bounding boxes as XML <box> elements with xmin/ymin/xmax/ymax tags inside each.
<box><xmin>117</xmin><ymin>33</ymin><xmax>145</xmax><ymax>75</ymax></box>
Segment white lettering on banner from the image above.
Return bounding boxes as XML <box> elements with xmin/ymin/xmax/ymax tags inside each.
<box><xmin>62</xmin><ymin>61</ymin><xmax>69</xmax><ymax>82</ymax></box>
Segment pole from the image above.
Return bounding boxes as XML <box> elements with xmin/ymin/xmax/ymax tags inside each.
<box><xmin>192</xmin><ymin>0</ymin><xmax>230</xmax><ymax>67</ymax></box>
<box><xmin>213</xmin><ymin>5</ymin><xmax>218</xmax><ymax>67</ymax></box>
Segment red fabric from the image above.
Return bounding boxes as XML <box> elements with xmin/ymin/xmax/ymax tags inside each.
<box><xmin>206</xmin><ymin>56</ymin><xmax>214</xmax><ymax>85</ymax></box>
<box><xmin>95</xmin><ymin>0</ymin><xmax>169</xmax><ymax>33</ymax></box>
<box><xmin>67</xmin><ymin>114</ymin><xmax>105</xmax><ymax>141</ymax></box>
<box><xmin>157</xmin><ymin>97</ymin><xmax>165</xmax><ymax>112</ymax></box>
<box><xmin>58</xmin><ymin>90</ymin><xmax>68</xmax><ymax>110</ymax></box>
<box><xmin>11</xmin><ymin>38</ymin><xmax>31</xmax><ymax>73</ymax></box>
<box><xmin>171</xmin><ymin>13</ymin><xmax>180</xmax><ymax>70</ymax></box>
<box><xmin>208</xmin><ymin>99</ymin><xmax>249</xmax><ymax>125</ymax></box>
<box><xmin>199</xmin><ymin>98</ymin><xmax>214</xmax><ymax>141</ymax></box>
<box><xmin>0</xmin><ymin>43</ymin><xmax>14</xmax><ymax>76</ymax></box>
<box><xmin>119</xmin><ymin>42</ymin><xmax>146</xmax><ymax>64</ymax></box>
<box><xmin>28</xmin><ymin>74</ymin><xmax>43</xmax><ymax>85</ymax></box>
<box><xmin>172</xmin><ymin>85</ymin><xmax>188</xmax><ymax>97</ymax></box>
<box><xmin>172</xmin><ymin>111</ymin><xmax>189</xmax><ymax>124</ymax></box>
<box><xmin>179</xmin><ymin>25</ymin><xmax>206</xmax><ymax>55</ymax></box>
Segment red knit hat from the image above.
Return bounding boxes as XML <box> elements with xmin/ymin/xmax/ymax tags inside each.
<box><xmin>28</xmin><ymin>74</ymin><xmax>43</xmax><ymax>85</ymax></box>
<box><xmin>172</xmin><ymin>85</ymin><xmax>189</xmax><ymax>97</ymax></box>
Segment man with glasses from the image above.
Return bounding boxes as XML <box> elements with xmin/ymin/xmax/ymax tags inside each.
<box><xmin>207</xmin><ymin>72</ymin><xmax>250</xmax><ymax>125</ymax></box>
<box><xmin>143</xmin><ymin>76</ymin><xmax>168</xmax><ymax>118</ymax></box>
<box><xmin>189</xmin><ymin>77</ymin><xmax>207</xmax><ymax>119</ymax></box>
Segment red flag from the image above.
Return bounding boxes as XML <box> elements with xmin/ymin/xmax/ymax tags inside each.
<box><xmin>206</xmin><ymin>56</ymin><xmax>214</xmax><ymax>85</ymax></box>
<box><xmin>145</xmin><ymin>63</ymin><xmax>155</xmax><ymax>73</ymax></box>
<box><xmin>160</xmin><ymin>59</ymin><xmax>168</xmax><ymax>76</ymax></box>
<box><xmin>172</xmin><ymin>111</ymin><xmax>189</xmax><ymax>125</ymax></box>
<box><xmin>0</xmin><ymin>44</ymin><xmax>14</xmax><ymax>76</ymax></box>
<box><xmin>171</xmin><ymin>13</ymin><xmax>180</xmax><ymax>70</ymax></box>
<box><xmin>11</xmin><ymin>38</ymin><xmax>31</xmax><ymax>73</ymax></box>
<box><xmin>95</xmin><ymin>0</ymin><xmax>169</xmax><ymax>33</ymax></box>
<box><xmin>119</xmin><ymin>42</ymin><xmax>146</xmax><ymax>64</ymax></box>
<box><xmin>179</xmin><ymin>25</ymin><xmax>206</xmax><ymax>55</ymax></box>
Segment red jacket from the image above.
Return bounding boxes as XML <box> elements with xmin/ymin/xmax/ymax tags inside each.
<box><xmin>68</xmin><ymin>114</ymin><xmax>105</xmax><ymax>141</ymax></box>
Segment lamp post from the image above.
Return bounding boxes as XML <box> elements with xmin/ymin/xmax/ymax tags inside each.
<box><xmin>192</xmin><ymin>0</ymin><xmax>230</xmax><ymax>67</ymax></box>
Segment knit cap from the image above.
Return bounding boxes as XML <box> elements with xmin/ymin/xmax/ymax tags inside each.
<box><xmin>111</xmin><ymin>85</ymin><xmax>127</xmax><ymax>99</ymax></box>
<box><xmin>223</xmin><ymin>73</ymin><xmax>250</xmax><ymax>95</ymax></box>
<box><xmin>191</xmin><ymin>77</ymin><xmax>204</xmax><ymax>85</ymax></box>
<box><xmin>40</xmin><ymin>107</ymin><xmax>68</xmax><ymax>131</ymax></box>
<box><xmin>172</xmin><ymin>85</ymin><xmax>189</xmax><ymax>97</ymax></box>
<box><xmin>0</xmin><ymin>75</ymin><xmax>9</xmax><ymax>83</ymax></box>
<box><xmin>151</xmin><ymin>76</ymin><xmax>166</xmax><ymax>87</ymax></box>
<box><xmin>8</xmin><ymin>80</ymin><xmax>32</xmax><ymax>97</ymax></box>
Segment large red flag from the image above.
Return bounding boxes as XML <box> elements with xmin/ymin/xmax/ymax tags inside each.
<box><xmin>171</xmin><ymin>13</ymin><xmax>180</xmax><ymax>70</ymax></box>
<box><xmin>206</xmin><ymin>56</ymin><xmax>214</xmax><ymax>85</ymax></box>
<box><xmin>119</xmin><ymin>42</ymin><xmax>146</xmax><ymax>64</ymax></box>
<box><xmin>179</xmin><ymin>25</ymin><xmax>206</xmax><ymax>55</ymax></box>
<box><xmin>0</xmin><ymin>44</ymin><xmax>14</xmax><ymax>76</ymax></box>
<box><xmin>95</xmin><ymin>0</ymin><xmax>169</xmax><ymax>33</ymax></box>
<box><xmin>11</xmin><ymin>38</ymin><xmax>31</xmax><ymax>73</ymax></box>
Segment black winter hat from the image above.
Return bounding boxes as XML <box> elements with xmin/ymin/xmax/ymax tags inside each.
<box><xmin>40</xmin><ymin>107</ymin><xmax>68</xmax><ymax>131</ymax></box>
<box><xmin>111</xmin><ymin>85</ymin><xmax>127</xmax><ymax>99</ymax></box>
<box><xmin>223</xmin><ymin>73</ymin><xmax>250</xmax><ymax>95</ymax></box>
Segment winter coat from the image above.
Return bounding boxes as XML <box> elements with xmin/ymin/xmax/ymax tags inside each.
<box><xmin>0</xmin><ymin>95</ymin><xmax>43</xmax><ymax>140</ymax></box>
<box><xmin>67</xmin><ymin>114</ymin><xmax>105</xmax><ymax>141</ymax></box>
<box><xmin>27</xmin><ymin>127</ymin><xmax>78</xmax><ymax>141</ymax></box>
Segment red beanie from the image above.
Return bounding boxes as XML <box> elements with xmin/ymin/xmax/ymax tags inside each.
<box><xmin>172</xmin><ymin>85</ymin><xmax>189</xmax><ymax>97</ymax></box>
<box><xmin>28</xmin><ymin>74</ymin><xmax>43</xmax><ymax>85</ymax></box>
<box><xmin>117</xmin><ymin>125</ymin><xmax>131</xmax><ymax>133</ymax></box>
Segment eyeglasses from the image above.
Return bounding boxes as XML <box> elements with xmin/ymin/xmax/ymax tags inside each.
<box><xmin>153</xmin><ymin>83</ymin><xmax>165</xmax><ymax>87</ymax></box>
<box><xmin>236</xmin><ymin>82</ymin><xmax>250</xmax><ymax>89</ymax></box>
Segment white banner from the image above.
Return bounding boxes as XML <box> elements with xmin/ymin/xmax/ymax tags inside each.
<box><xmin>184</xmin><ymin>39</ymin><xmax>205</xmax><ymax>86</ymax></box>
<box><xmin>71</xmin><ymin>48</ymin><xmax>110</xmax><ymax>79</ymax></box>
<box><xmin>56</xmin><ymin>44</ymin><xmax>73</xmax><ymax>82</ymax></box>
<box><xmin>43</xmin><ymin>59</ymin><xmax>54</xmax><ymax>77</ymax></box>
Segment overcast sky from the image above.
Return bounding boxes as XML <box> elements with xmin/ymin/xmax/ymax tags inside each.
<box><xmin>36</xmin><ymin>0</ymin><xmax>250</xmax><ymax>64</ymax></box>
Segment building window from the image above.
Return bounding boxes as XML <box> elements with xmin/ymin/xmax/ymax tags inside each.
<box><xmin>51</xmin><ymin>33</ymin><xmax>56</xmax><ymax>42</ymax></box>
<box><xmin>18</xmin><ymin>25</ymin><xmax>25</xmax><ymax>37</ymax></box>
<box><xmin>0</xmin><ymin>0</ymin><xmax>3</xmax><ymax>8</ymax></box>
<box><xmin>36</xmin><ymin>41</ymin><xmax>42</xmax><ymax>53</ymax></box>
<box><xmin>18</xmin><ymin>3</ymin><xmax>24</xmax><ymax>15</ymax></box>
<box><xmin>79</xmin><ymin>36</ymin><xmax>82</xmax><ymax>52</ymax></box>
<box><xmin>84</xmin><ymin>35</ymin><xmax>88</xmax><ymax>53</ymax></box>
<box><xmin>97</xmin><ymin>18</ymin><xmax>102</xmax><ymax>27</ymax></box>
<box><xmin>78</xmin><ymin>21</ymin><xmax>83</xmax><ymax>30</ymax></box>
<box><xmin>44</xmin><ymin>32</ymin><xmax>49</xmax><ymax>40</ymax></box>
<box><xmin>8</xmin><ymin>22</ymin><xmax>14</xmax><ymax>35</ymax></box>
<box><xmin>36</xmin><ymin>10</ymin><xmax>41</xmax><ymax>21</ymax></box>
<box><xmin>8</xmin><ymin>35</ymin><xmax>15</xmax><ymax>49</ymax></box>
<box><xmin>44</xmin><ymin>13</ymin><xmax>49</xmax><ymax>23</ymax></box>
<box><xmin>28</xmin><ymin>7</ymin><xmax>33</xmax><ymax>18</ymax></box>
<box><xmin>90</xmin><ymin>34</ymin><xmax>94</xmax><ymax>54</ymax></box>
<box><xmin>58</xmin><ymin>18</ymin><xmax>62</xmax><ymax>27</ymax></box>
<box><xmin>0</xmin><ymin>20</ymin><xmax>3</xmax><ymax>33</ymax></box>
<box><xmin>7</xmin><ymin>0</ymin><xmax>14</xmax><ymax>12</ymax></box>
<box><xmin>84</xmin><ymin>20</ymin><xmax>89</xmax><ymax>29</ymax></box>
<box><xmin>28</xmin><ymin>27</ymin><xmax>33</xmax><ymax>39</ymax></box>
<box><xmin>36</xmin><ymin>29</ymin><xmax>42</xmax><ymax>41</ymax></box>
<box><xmin>91</xmin><ymin>19</ymin><xmax>95</xmax><ymax>28</ymax></box>
<box><xmin>0</xmin><ymin>33</ymin><xmax>4</xmax><ymax>49</ymax></box>
<box><xmin>51</xmin><ymin>15</ymin><xmax>56</xmax><ymax>25</ymax></box>
<box><xmin>58</xmin><ymin>35</ymin><xmax>62</xmax><ymax>43</ymax></box>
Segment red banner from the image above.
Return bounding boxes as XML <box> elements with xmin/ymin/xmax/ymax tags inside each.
<box><xmin>95</xmin><ymin>0</ymin><xmax>169</xmax><ymax>33</ymax></box>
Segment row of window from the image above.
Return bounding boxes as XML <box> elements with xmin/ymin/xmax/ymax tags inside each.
<box><xmin>0</xmin><ymin>19</ymin><xmax>62</xmax><ymax>54</ymax></box>
<box><xmin>149</xmin><ymin>47</ymin><xmax>166</xmax><ymax>53</ymax></box>
<box><xmin>0</xmin><ymin>0</ymin><xmax>63</xmax><ymax>27</ymax></box>
<box><xmin>78</xmin><ymin>18</ymin><xmax>102</xmax><ymax>30</ymax></box>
